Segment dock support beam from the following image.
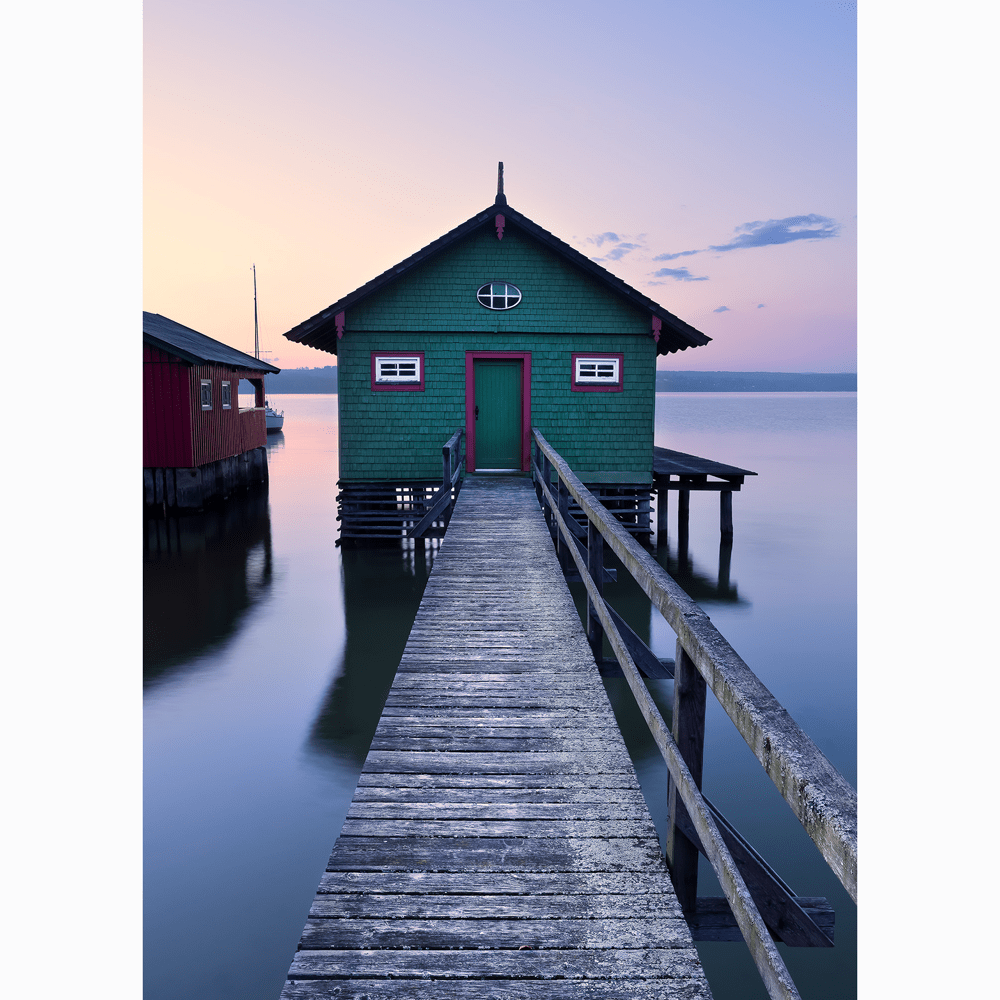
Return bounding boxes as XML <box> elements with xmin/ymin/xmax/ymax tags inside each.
<box><xmin>666</xmin><ymin>642</ymin><xmax>707</xmax><ymax>914</ymax></box>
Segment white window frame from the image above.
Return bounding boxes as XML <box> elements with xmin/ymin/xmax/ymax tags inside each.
<box><xmin>221</xmin><ymin>381</ymin><xmax>232</xmax><ymax>409</ymax></box>
<box><xmin>476</xmin><ymin>282</ymin><xmax>522</xmax><ymax>311</ymax></box>
<box><xmin>574</xmin><ymin>356</ymin><xmax>621</xmax><ymax>384</ymax></box>
<box><xmin>200</xmin><ymin>379</ymin><xmax>213</xmax><ymax>409</ymax></box>
<box><xmin>375</xmin><ymin>355</ymin><xmax>421</xmax><ymax>383</ymax></box>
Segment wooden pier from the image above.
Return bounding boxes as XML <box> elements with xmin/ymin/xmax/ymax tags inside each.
<box><xmin>281</xmin><ymin>475</ymin><xmax>713</xmax><ymax>998</ymax></box>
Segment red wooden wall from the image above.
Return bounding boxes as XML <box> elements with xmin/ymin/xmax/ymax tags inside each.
<box><xmin>188</xmin><ymin>364</ymin><xmax>267</xmax><ymax>467</ymax></box>
<box><xmin>144</xmin><ymin>346</ymin><xmax>194</xmax><ymax>467</ymax></box>
<box><xmin>144</xmin><ymin>347</ymin><xmax>268</xmax><ymax>468</ymax></box>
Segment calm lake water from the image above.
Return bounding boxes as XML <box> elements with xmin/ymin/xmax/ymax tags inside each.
<box><xmin>144</xmin><ymin>392</ymin><xmax>856</xmax><ymax>999</ymax></box>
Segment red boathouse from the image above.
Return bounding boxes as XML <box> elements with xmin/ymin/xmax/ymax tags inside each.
<box><xmin>143</xmin><ymin>311</ymin><xmax>280</xmax><ymax>510</ymax></box>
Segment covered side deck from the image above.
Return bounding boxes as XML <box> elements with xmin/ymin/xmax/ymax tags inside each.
<box><xmin>653</xmin><ymin>446</ymin><xmax>757</xmax><ymax>544</ymax></box>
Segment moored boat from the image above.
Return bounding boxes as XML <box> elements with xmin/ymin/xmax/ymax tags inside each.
<box><xmin>265</xmin><ymin>403</ymin><xmax>284</xmax><ymax>432</ymax></box>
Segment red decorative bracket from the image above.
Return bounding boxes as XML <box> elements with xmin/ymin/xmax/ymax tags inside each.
<box><xmin>651</xmin><ymin>315</ymin><xmax>661</xmax><ymax>343</ymax></box>
<box><xmin>335</xmin><ymin>311</ymin><xmax>345</xmax><ymax>339</ymax></box>
<box><xmin>495</xmin><ymin>214</ymin><xmax>505</xmax><ymax>241</ymax></box>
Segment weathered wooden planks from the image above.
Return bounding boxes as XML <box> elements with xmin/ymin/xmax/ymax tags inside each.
<box><xmin>288</xmin><ymin>948</ymin><xmax>707</xmax><ymax>980</ymax></box>
<box><xmin>281</xmin><ymin>475</ymin><xmax>713</xmax><ymax>999</ymax></box>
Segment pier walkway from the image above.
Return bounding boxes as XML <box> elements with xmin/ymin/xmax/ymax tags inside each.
<box><xmin>282</xmin><ymin>474</ymin><xmax>712</xmax><ymax>999</ymax></box>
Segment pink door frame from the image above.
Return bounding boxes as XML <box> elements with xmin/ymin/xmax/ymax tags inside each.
<box><xmin>465</xmin><ymin>351</ymin><xmax>532</xmax><ymax>472</ymax></box>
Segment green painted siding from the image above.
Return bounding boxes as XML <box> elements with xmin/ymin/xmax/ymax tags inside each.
<box><xmin>339</xmin><ymin>333</ymin><xmax>654</xmax><ymax>482</ymax></box>
<box><xmin>338</xmin><ymin>223</ymin><xmax>656</xmax><ymax>483</ymax></box>
<box><xmin>346</xmin><ymin>224</ymin><xmax>651</xmax><ymax>337</ymax></box>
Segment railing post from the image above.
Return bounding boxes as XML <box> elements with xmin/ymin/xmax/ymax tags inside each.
<box><xmin>586</xmin><ymin>518</ymin><xmax>604</xmax><ymax>656</ymax></box>
<box><xmin>557</xmin><ymin>478</ymin><xmax>570</xmax><ymax>570</ymax></box>
<box><xmin>442</xmin><ymin>442</ymin><xmax>451</xmax><ymax>490</ymax></box>
<box><xmin>542</xmin><ymin>453</ymin><xmax>554</xmax><ymax>537</ymax></box>
<box><xmin>666</xmin><ymin>641</ymin><xmax>707</xmax><ymax>914</ymax></box>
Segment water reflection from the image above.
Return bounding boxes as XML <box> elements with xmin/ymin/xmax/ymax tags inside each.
<box><xmin>306</xmin><ymin>542</ymin><xmax>438</xmax><ymax>769</ymax></box>
<box><xmin>143</xmin><ymin>486</ymin><xmax>274</xmax><ymax>686</ymax></box>
<box><xmin>657</xmin><ymin>538</ymin><xmax>746</xmax><ymax>605</ymax></box>
<box><xmin>143</xmin><ymin>394</ymin><xmax>855</xmax><ymax>1000</ymax></box>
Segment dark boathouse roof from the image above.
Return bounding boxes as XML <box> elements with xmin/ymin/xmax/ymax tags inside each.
<box><xmin>282</xmin><ymin>193</ymin><xmax>711</xmax><ymax>357</ymax></box>
<box><xmin>144</xmin><ymin>311</ymin><xmax>280</xmax><ymax>373</ymax></box>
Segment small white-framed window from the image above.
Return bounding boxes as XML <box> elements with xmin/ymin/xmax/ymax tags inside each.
<box><xmin>375</xmin><ymin>356</ymin><xmax>421</xmax><ymax>383</ymax></box>
<box><xmin>221</xmin><ymin>381</ymin><xmax>232</xmax><ymax>409</ymax></box>
<box><xmin>575</xmin><ymin>357</ymin><xmax>620</xmax><ymax>383</ymax></box>
<box><xmin>200</xmin><ymin>379</ymin><xmax>213</xmax><ymax>409</ymax></box>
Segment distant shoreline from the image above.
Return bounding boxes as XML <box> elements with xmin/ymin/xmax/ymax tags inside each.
<box><xmin>252</xmin><ymin>369</ymin><xmax>856</xmax><ymax>394</ymax></box>
<box><xmin>656</xmin><ymin>371</ymin><xmax>856</xmax><ymax>392</ymax></box>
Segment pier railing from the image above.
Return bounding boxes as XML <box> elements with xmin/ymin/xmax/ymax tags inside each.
<box><xmin>532</xmin><ymin>428</ymin><xmax>857</xmax><ymax>1000</ymax></box>
<box><xmin>405</xmin><ymin>428</ymin><xmax>465</xmax><ymax>538</ymax></box>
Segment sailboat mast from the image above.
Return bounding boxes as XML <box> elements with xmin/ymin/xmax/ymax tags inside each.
<box><xmin>253</xmin><ymin>263</ymin><xmax>260</xmax><ymax>361</ymax></box>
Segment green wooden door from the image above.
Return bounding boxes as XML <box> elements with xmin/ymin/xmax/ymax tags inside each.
<box><xmin>474</xmin><ymin>360</ymin><xmax>522</xmax><ymax>469</ymax></box>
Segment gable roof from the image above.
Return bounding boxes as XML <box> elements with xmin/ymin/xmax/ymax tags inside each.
<box><xmin>144</xmin><ymin>311</ymin><xmax>280</xmax><ymax>373</ymax></box>
<box><xmin>282</xmin><ymin>200</ymin><xmax>711</xmax><ymax>357</ymax></box>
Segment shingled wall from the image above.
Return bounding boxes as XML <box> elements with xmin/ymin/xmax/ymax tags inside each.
<box><xmin>337</xmin><ymin>222</ymin><xmax>656</xmax><ymax>483</ymax></box>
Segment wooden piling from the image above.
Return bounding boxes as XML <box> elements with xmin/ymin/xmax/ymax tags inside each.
<box><xmin>677</xmin><ymin>488</ymin><xmax>690</xmax><ymax>565</ymax></box>
<box><xmin>718</xmin><ymin>538</ymin><xmax>733</xmax><ymax>593</ymax></box>
<box><xmin>721</xmin><ymin>490</ymin><xmax>733</xmax><ymax>539</ymax></box>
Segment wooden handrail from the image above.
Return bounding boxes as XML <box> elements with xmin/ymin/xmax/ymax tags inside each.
<box><xmin>532</xmin><ymin>428</ymin><xmax>857</xmax><ymax>904</ymax></box>
<box><xmin>442</xmin><ymin>426</ymin><xmax>464</xmax><ymax>458</ymax></box>
<box><xmin>406</xmin><ymin>428</ymin><xmax>464</xmax><ymax>539</ymax></box>
<box><xmin>442</xmin><ymin>427</ymin><xmax>464</xmax><ymax>491</ymax></box>
<box><xmin>534</xmin><ymin>461</ymin><xmax>801</xmax><ymax>1000</ymax></box>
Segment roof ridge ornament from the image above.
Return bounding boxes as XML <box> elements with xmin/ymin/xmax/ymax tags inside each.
<box><xmin>494</xmin><ymin>161</ymin><xmax>507</xmax><ymax>206</ymax></box>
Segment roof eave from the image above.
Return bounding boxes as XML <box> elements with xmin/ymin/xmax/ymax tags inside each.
<box><xmin>283</xmin><ymin>202</ymin><xmax>711</xmax><ymax>355</ymax></box>
<box><xmin>143</xmin><ymin>333</ymin><xmax>280</xmax><ymax>373</ymax></box>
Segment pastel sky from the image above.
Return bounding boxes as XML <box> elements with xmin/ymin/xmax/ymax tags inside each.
<box><xmin>144</xmin><ymin>0</ymin><xmax>856</xmax><ymax>372</ymax></box>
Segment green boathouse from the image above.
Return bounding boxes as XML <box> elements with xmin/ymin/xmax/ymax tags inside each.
<box><xmin>283</xmin><ymin>165</ymin><xmax>709</xmax><ymax>543</ymax></box>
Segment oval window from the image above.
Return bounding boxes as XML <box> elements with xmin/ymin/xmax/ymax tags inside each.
<box><xmin>477</xmin><ymin>282</ymin><xmax>522</xmax><ymax>310</ymax></box>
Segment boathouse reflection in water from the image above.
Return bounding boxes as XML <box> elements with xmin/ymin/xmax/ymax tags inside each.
<box><xmin>306</xmin><ymin>542</ymin><xmax>439</xmax><ymax>768</ymax></box>
<box><xmin>304</xmin><ymin>514</ymin><xmax>743</xmax><ymax>822</ymax></box>
<box><xmin>143</xmin><ymin>485</ymin><xmax>274</xmax><ymax>686</ymax></box>
<box><xmin>143</xmin><ymin>393</ymin><xmax>856</xmax><ymax>1000</ymax></box>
